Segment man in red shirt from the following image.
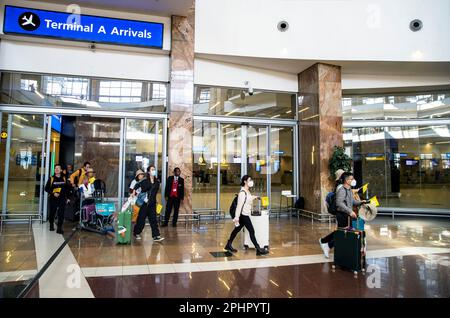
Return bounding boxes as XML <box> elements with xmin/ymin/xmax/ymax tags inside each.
<box><xmin>162</xmin><ymin>167</ymin><xmax>185</xmax><ymax>227</ymax></box>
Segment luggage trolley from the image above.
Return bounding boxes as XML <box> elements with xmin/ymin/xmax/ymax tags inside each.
<box><xmin>78</xmin><ymin>183</ymin><xmax>115</xmax><ymax>235</ymax></box>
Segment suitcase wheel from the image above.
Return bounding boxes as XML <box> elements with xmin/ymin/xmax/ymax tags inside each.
<box><xmin>331</xmin><ymin>264</ymin><xmax>336</xmax><ymax>269</ymax></box>
<box><xmin>244</xmin><ymin>245</ymin><xmax>249</xmax><ymax>250</ymax></box>
<box><xmin>353</xmin><ymin>271</ymin><xmax>358</xmax><ymax>276</ymax></box>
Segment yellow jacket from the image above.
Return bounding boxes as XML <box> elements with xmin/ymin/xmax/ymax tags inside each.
<box><xmin>70</xmin><ymin>168</ymin><xmax>86</xmax><ymax>187</ymax></box>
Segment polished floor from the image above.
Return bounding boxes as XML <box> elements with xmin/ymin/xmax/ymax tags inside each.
<box><xmin>0</xmin><ymin>216</ymin><xmax>449</xmax><ymax>298</ymax></box>
<box><xmin>86</xmin><ymin>253</ymin><xmax>450</xmax><ymax>298</ymax></box>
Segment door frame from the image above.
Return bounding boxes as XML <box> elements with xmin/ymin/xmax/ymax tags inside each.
<box><xmin>0</xmin><ymin>104</ymin><xmax>168</xmax><ymax>220</ymax></box>
<box><xmin>193</xmin><ymin>115</ymin><xmax>298</xmax><ymax>211</ymax></box>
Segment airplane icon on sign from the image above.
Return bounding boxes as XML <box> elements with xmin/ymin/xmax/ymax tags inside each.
<box><xmin>18</xmin><ymin>11</ymin><xmax>40</xmax><ymax>31</ymax></box>
<box><xmin>21</xmin><ymin>14</ymin><xmax>36</xmax><ymax>27</ymax></box>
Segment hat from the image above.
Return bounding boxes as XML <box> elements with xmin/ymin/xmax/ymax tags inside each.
<box><xmin>135</xmin><ymin>169</ymin><xmax>145</xmax><ymax>177</ymax></box>
<box><xmin>358</xmin><ymin>203</ymin><xmax>377</xmax><ymax>222</ymax></box>
<box><xmin>335</xmin><ymin>169</ymin><xmax>345</xmax><ymax>181</ymax></box>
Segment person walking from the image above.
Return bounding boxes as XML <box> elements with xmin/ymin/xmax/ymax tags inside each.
<box><xmin>132</xmin><ymin>165</ymin><xmax>164</xmax><ymax>242</ymax></box>
<box><xmin>224</xmin><ymin>175</ymin><xmax>268</xmax><ymax>256</ymax></box>
<box><xmin>319</xmin><ymin>172</ymin><xmax>368</xmax><ymax>258</ymax></box>
<box><xmin>44</xmin><ymin>164</ymin><xmax>69</xmax><ymax>234</ymax></box>
<box><xmin>162</xmin><ymin>167</ymin><xmax>184</xmax><ymax>227</ymax></box>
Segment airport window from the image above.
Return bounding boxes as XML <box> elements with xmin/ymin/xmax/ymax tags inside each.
<box><xmin>151</xmin><ymin>83</ymin><xmax>167</xmax><ymax>100</ymax></box>
<box><xmin>343</xmin><ymin>91</ymin><xmax>450</xmax><ymax>120</ymax></box>
<box><xmin>194</xmin><ymin>86</ymin><xmax>296</xmax><ymax>119</ymax></box>
<box><xmin>20</xmin><ymin>79</ymin><xmax>38</xmax><ymax>92</ymax></box>
<box><xmin>0</xmin><ymin>71</ymin><xmax>167</xmax><ymax>113</ymax></box>
<box><xmin>42</xmin><ymin>76</ymin><xmax>89</xmax><ymax>98</ymax></box>
<box><xmin>98</xmin><ymin>80</ymin><xmax>143</xmax><ymax>102</ymax></box>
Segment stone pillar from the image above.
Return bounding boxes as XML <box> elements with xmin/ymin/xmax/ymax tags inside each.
<box><xmin>167</xmin><ymin>4</ymin><xmax>195</xmax><ymax>213</ymax></box>
<box><xmin>298</xmin><ymin>63</ymin><xmax>343</xmax><ymax>214</ymax></box>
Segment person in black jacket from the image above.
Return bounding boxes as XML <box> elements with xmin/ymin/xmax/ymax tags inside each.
<box><xmin>162</xmin><ymin>167</ymin><xmax>184</xmax><ymax>227</ymax></box>
<box><xmin>45</xmin><ymin>164</ymin><xmax>69</xmax><ymax>234</ymax></box>
<box><xmin>132</xmin><ymin>165</ymin><xmax>164</xmax><ymax>242</ymax></box>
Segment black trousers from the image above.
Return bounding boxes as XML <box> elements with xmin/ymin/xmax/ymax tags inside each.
<box><xmin>49</xmin><ymin>198</ymin><xmax>65</xmax><ymax>228</ymax></box>
<box><xmin>228</xmin><ymin>215</ymin><xmax>260</xmax><ymax>249</ymax></box>
<box><xmin>164</xmin><ymin>197</ymin><xmax>181</xmax><ymax>225</ymax></box>
<box><xmin>134</xmin><ymin>202</ymin><xmax>160</xmax><ymax>238</ymax></box>
<box><xmin>321</xmin><ymin>212</ymin><xmax>350</xmax><ymax>249</ymax></box>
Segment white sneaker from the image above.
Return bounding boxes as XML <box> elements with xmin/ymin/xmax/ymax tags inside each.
<box><xmin>134</xmin><ymin>234</ymin><xmax>142</xmax><ymax>240</ymax></box>
<box><xmin>319</xmin><ymin>238</ymin><xmax>330</xmax><ymax>258</ymax></box>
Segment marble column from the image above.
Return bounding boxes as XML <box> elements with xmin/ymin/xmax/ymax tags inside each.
<box><xmin>298</xmin><ymin>63</ymin><xmax>343</xmax><ymax>214</ymax></box>
<box><xmin>168</xmin><ymin>4</ymin><xmax>195</xmax><ymax>213</ymax></box>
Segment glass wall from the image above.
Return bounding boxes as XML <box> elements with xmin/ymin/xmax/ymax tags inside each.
<box><xmin>194</xmin><ymin>86</ymin><xmax>296</xmax><ymax>119</ymax></box>
<box><xmin>0</xmin><ymin>72</ymin><xmax>168</xmax><ymax>112</ymax></box>
<box><xmin>343</xmin><ymin>93</ymin><xmax>450</xmax><ymax>209</ymax></box>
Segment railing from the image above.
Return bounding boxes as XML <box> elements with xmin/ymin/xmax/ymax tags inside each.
<box><xmin>277</xmin><ymin>208</ymin><xmax>335</xmax><ymax>225</ymax></box>
<box><xmin>0</xmin><ymin>213</ymin><xmax>43</xmax><ymax>234</ymax></box>
<box><xmin>192</xmin><ymin>208</ymin><xmax>225</xmax><ymax>225</ymax></box>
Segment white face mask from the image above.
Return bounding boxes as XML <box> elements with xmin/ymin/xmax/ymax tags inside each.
<box><xmin>247</xmin><ymin>180</ymin><xmax>254</xmax><ymax>188</ymax></box>
<box><xmin>150</xmin><ymin>170</ymin><xmax>157</xmax><ymax>177</ymax></box>
<box><xmin>350</xmin><ymin>179</ymin><xmax>357</xmax><ymax>187</ymax></box>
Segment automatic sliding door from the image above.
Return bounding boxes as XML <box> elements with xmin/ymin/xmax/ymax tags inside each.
<box><xmin>123</xmin><ymin>119</ymin><xmax>161</xmax><ymax>202</ymax></box>
<box><xmin>270</xmin><ymin>126</ymin><xmax>294</xmax><ymax>210</ymax></box>
<box><xmin>74</xmin><ymin>117</ymin><xmax>121</xmax><ymax>200</ymax></box>
<box><xmin>219</xmin><ymin>124</ymin><xmax>242</xmax><ymax>211</ymax></box>
<box><xmin>192</xmin><ymin>121</ymin><xmax>217</xmax><ymax>209</ymax></box>
<box><xmin>1</xmin><ymin>113</ymin><xmax>45</xmax><ymax>215</ymax></box>
<box><xmin>247</xmin><ymin>125</ymin><xmax>269</xmax><ymax>200</ymax></box>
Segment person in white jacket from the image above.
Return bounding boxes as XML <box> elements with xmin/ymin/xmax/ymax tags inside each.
<box><xmin>224</xmin><ymin>175</ymin><xmax>268</xmax><ymax>256</ymax></box>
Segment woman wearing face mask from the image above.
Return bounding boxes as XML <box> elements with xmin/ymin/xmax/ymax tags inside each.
<box><xmin>224</xmin><ymin>175</ymin><xmax>269</xmax><ymax>256</ymax></box>
<box><xmin>132</xmin><ymin>165</ymin><xmax>164</xmax><ymax>242</ymax></box>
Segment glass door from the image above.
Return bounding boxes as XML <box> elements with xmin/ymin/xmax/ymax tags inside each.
<box><xmin>123</xmin><ymin>119</ymin><xmax>163</xmax><ymax>204</ymax></box>
<box><xmin>192</xmin><ymin>121</ymin><xmax>218</xmax><ymax>209</ymax></box>
<box><xmin>219</xmin><ymin>123</ymin><xmax>242</xmax><ymax>211</ymax></box>
<box><xmin>0</xmin><ymin>113</ymin><xmax>46</xmax><ymax>216</ymax></box>
<box><xmin>247</xmin><ymin>125</ymin><xmax>269</xmax><ymax>201</ymax></box>
<box><xmin>270</xmin><ymin>126</ymin><xmax>294</xmax><ymax>210</ymax></box>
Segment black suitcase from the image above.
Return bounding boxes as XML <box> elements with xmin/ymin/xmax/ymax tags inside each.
<box><xmin>64</xmin><ymin>200</ymin><xmax>78</xmax><ymax>222</ymax></box>
<box><xmin>333</xmin><ymin>228</ymin><xmax>366</xmax><ymax>274</ymax></box>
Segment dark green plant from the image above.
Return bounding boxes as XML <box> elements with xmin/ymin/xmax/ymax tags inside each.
<box><xmin>329</xmin><ymin>146</ymin><xmax>352</xmax><ymax>178</ymax></box>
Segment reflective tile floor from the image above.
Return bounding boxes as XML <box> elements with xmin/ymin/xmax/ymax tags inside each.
<box><xmin>86</xmin><ymin>253</ymin><xmax>450</xmax><ymax>298</ymax></box>
<box><xmin>1</xmin><ymin>216</ymin><xmax>449</xmax><ymax>297</ymax></box>
<box><xmin>65</xmin><ymin>216</ymin><xmax>450</xmax><ymax>267</ymax></box>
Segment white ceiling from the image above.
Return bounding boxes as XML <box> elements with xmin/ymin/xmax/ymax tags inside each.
<box><xmin>196</xmin><ymin>53</ymin><xmax>450</xmax><ymax>77</ymax></box>
<box><xmin>41</xmin><ymin>0</ymin><xmax>194</xmax><ymax>16</ymax></box>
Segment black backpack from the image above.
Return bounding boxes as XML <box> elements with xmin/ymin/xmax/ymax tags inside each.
<box><xmin>325</xmin><ymin>192</ymin><xmax>337</xmax><ymax>215</ymax></box>
<box><xmin>229</xmin><ymin>190</ymin><xmax>246</xmax><ymax>218</ymax></box>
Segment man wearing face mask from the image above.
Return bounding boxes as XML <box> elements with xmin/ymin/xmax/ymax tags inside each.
<box><xmin>319</xmin><ymin>172</ymin><xmax>368</xmax><ymax>258</ymax></box>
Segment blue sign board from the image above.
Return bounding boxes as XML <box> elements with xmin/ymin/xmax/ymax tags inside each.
<box><xmin>3</xmin><ymin>5</ymin><xmax>164</xmax><ymax>48</ymax></box>
<box><xmin>51</xmin><ymin>115</ymin><xmax>61</xmax><ymax>133</ymax></box>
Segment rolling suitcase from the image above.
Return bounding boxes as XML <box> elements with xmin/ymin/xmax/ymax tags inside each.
<box><xmin>333</xmin><ymin>228</ymin><xmax>366</xmax><ymax>274</ymax></box>
<box><xmin>243</xmin><ymin>201</ymin><xmax>270</xmax><ymax>250</ymax></box>
<box><xmin>64</xmin><ymin>200</ymin><xmax>77</xmax><ymax>221</ymax></box>
<box><xmin>117</xmin><ymin>206</ymin><xmax>132</xmax><ymax>244</ymax></box>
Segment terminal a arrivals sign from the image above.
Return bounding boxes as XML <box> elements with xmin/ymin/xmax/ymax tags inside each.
<box><xmin>3</xmin><ymin>5</ymin><xmax>164</xmax><ymax>49</ymax></box>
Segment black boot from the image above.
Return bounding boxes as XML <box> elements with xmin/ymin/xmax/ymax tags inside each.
<box><xmin>56</xmin><ymin>226</ymin><xmax>64</xmax><ymax>234</ymax></box>
<box><xmin>256</xmin><ymin>246</ymin><xmax>268</xmax><ymax>256</ymax></box>
<box><xmin>49</xmin><ymin>223</ymin><xmax>55</xmax><ymax>231</ymax></box>
<box><xmin>224</xmin><ymin>240</ymin><xmax>237</xmax><ymax>253</ymax></box>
